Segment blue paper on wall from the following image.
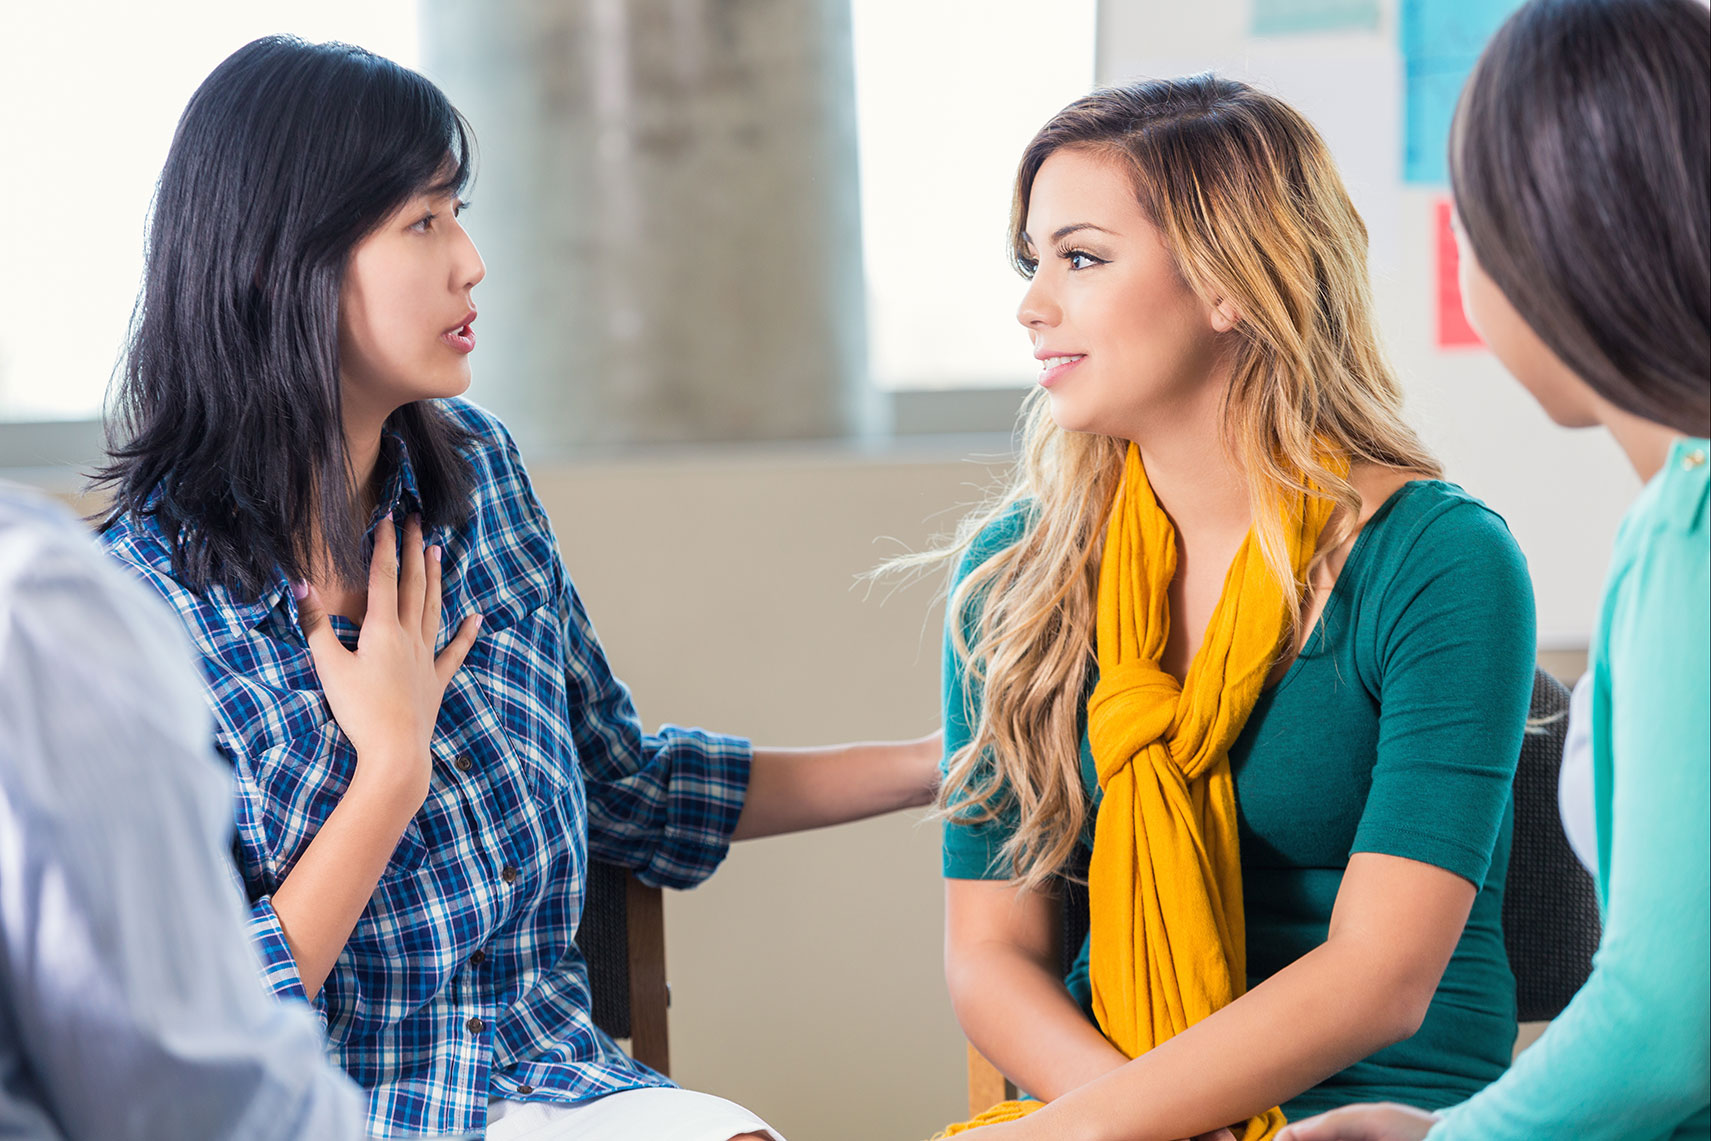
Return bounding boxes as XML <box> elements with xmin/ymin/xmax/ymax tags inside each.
<box><xmin>1400</xmin><ymin>0</ymin><xmax>1525</xmax><ymax>184</ymax></box>
<box><xmin>1252</xmin><ymin>0</ymin><xmax>1380</xmax><ymax>36</ymax></box>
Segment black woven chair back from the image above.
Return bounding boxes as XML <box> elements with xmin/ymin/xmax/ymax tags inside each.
<box><xmin>1504</xmin><ymin>667</ymin><xmax>1601</xmax><ymax>1021</ymax></box>
<box><xmin>1059</xmin><ymin>870</ymin><xmax>1089</xmax><ymax>977</ymax></box>
<box><xmin>1055</xmin><ymin>668</ymin><xmax>1600</xmax><ymax>1024</ymax></box>
<box><xmin>576</xmin><ymin>859</ymin><xmax>632</xmax><ymax>1038</ymax></box>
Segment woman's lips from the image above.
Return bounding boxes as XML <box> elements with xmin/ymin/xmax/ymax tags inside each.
<box><xmin>1038</xmin><ymin>353</ymin><xmax>1084</xmax><ymax>387</ymax></box>
<box><xmin>442</xmin><ymin>323</ymin><xmax>476</xmax><ymax>354</ymax></box>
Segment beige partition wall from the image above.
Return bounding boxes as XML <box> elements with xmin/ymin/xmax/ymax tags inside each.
<box><xmin>533</xmin><ymin>442</ymin><xmax>1009</xmax><ymax>1140</ymax></box>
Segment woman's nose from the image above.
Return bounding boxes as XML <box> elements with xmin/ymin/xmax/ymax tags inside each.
<box><xmin>1016</xmin><ymin>274</ymin><xmax>1059</xmax><ymax>331</ymax></box>
<box><xmin>457</xmin><ymin>226</ymin><xmax>486</xmax><ymax>292</ymax></box>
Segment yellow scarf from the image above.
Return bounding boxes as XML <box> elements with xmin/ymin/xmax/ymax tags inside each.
<box><xmin>938</xmin><ymin>444</ymin><xmax>1336</xmax><ymax>1139</ymax></box>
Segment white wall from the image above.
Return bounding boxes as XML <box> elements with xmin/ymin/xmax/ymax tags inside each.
<box><xmin>1096</xmin><ymin>0</ymin><xmax>1638</xmax><ymax>647</ymax></box>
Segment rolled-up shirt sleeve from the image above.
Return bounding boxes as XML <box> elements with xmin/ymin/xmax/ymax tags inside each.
<box><xmin>557</xmin><ymin>576</ymin><xmax>752</xmax><ymax>890</ymax></box>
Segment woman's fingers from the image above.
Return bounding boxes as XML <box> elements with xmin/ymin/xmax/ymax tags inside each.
<box><xmin>1275</xmin><ymin>1116</ymin><xmax>1333</xmax><ymax>1140</ymax></box>
<box><xmin>433</xmin><ymin>613</ymin><xmax>483</xmax><ymax>688</ymax></box>
<box><xmin>367</xmin><ymin>515</ymin><xmax>399</xmax><ymax>618</ymax></box>
<box><xmin>423</xmin><ymin>544</ymin><xmax>445</xmax><ymax>644</ymax></box>
<box><xmin>294</xmin><ymin>582</ymin><xmax>346</xmax><ymax>665</ymax></box>
<box><xmin>1275</xmin><ymin>1105</ymin><xmax>1436</xmax><ymax>1141</ymax></box>
<box><xmin>398</xmin><ymin>515</ymin><xmax>426</xmax><ymax>625</ymax></box>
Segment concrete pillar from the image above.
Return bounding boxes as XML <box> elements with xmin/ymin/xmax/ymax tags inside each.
<box><xmin>420</xmin><ymin>0</ymin><xmax>877</xmax><ymax>454</ymax></box>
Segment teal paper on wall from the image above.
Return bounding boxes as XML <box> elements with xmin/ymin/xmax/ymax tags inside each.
<box><xmin>1252</xmin><ymin>0</ymin><xmax>1380</xmax><ymax>36</ymax></box>
<box><xmin>1401</xmin><ymin>0</ymin><xmax>1525</xmax><ymax>184</ymax></box>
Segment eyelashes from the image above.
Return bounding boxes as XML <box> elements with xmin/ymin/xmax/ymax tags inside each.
<box><xmin>410</xmin><ymin>200</ymin><xmax>473</xmax><ymax>233</ymax></box>
<box><xmin>1016</xmin><ymin>245</ymin><xmax>1108</xmax><ymax>278</ymax></box>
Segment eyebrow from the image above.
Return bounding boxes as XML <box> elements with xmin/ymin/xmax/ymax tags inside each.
<box><xmin>1020</xmin><ymin>222</ymin><xmax>1121</xmax><ymax>245</ymax></box>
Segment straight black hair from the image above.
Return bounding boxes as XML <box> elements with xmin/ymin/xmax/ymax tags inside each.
<box><xmin>96</xmin><ymin>36</ymin><xmax>478</xmax><ymax>601</ymax></box>
<box><xmin>1450</xmin><ymin>0</ymin><xmax>1711</xmax><ymax>438</ymax></box>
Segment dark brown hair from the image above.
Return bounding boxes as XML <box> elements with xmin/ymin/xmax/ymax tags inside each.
<box><xmin>1451</xmin><ymin>0</ymin><xmax>1711</xmax><ymax>437</ymax></box>
<box><xmin>96</xmin><ymin>37</ymin><xmax>478</xmax><ymax>602</ymax></box>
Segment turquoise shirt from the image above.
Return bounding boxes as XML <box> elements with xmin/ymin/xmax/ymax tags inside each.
<box><xmin>1431</xmin><ymin>438</ymin><xmax>1711</xmax><ymax>1141</ymax></box>
<box><xmin>943</xmin><ymin>481</ymin><xmax>1538</xmax><ymax>1118</ymax></box>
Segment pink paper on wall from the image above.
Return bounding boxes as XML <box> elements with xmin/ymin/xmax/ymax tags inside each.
<box><xmin>1436</xmin><ymin>198</ymin><xmax>1484</xmax><ymax>348</ymax></box>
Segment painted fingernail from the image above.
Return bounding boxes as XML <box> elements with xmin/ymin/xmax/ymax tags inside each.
<box><xmin>291</xmin><ymin>580</ymin><xmax>309</xmax><ymax>600</ymax></box>
<box><xmin>430</xmin><ymin>546</ymin><xmax>442</xmax><ymax>563</ymax></box>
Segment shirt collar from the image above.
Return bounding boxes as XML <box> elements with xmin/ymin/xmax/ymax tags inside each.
<box><xmin>371</xmin><ymin>427</ymin><xmax>426</xmax><ymax>528</ymax></box>
<box><xmin>198</xmin><ymin>426</ymin><xmax>427</xmax><ymax>635</ymax></box>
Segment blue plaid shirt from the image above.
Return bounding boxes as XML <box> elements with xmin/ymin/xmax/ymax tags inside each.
<box><xmin>100</xmin><ymin>399</ymin><xmax>752</xmax><ymax>1138</ymax></box>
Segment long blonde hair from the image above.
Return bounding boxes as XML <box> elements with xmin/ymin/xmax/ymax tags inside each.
<box><xmin>915</xmin><ymin>76</ymin><xmax>1439</xmax><ymax>890</ymax></box>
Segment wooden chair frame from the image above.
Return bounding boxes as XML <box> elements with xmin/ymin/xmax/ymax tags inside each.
<box><xmin>624</xmin><ymin>874</ymin><xmax>671</xmax><ymax>1075</ymax></box>
<box><xmin>578</xmin><ymin>861</ymin><xmax>672</xmax><ymax>1077</ymax></box>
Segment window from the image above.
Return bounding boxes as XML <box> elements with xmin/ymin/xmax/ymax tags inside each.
<box><xmin>0</xmin><ymin>2</ymin><xmax>417</xmax><ymax>426</ymax></box>
<box><xmin>851</xmin><ymin>0</ymin><xmax>1097</xmax><ymax>391</ymax></box>
<box><xmin>5</xmin><ymin>3</ymin><xmax>1092</xmax><ymax>436</ymax></box>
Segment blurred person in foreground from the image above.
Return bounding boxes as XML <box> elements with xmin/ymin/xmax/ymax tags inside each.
<box><xmin>1280</xmin><ymin>1</ymin><xmax>1710</xmax><ymax>1138</ymax></box>
<box><xmin>0</xmin><ymin>482</ymin><xmax>368</xmax><ymax>1139</ymax></box>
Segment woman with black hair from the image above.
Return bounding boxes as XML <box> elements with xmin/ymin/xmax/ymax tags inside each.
<box><xmin>1280</xmin><ymin>1</ymin><xmax>1710</xmax><ymax>1138</ymax></box>
<box><xmin>96</xmin><ymin>36</ymin><xmax>938</xmax><ymax>1141</ymax></box>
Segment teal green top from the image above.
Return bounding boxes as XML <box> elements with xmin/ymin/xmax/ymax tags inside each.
<box><xmin>1430</xmin><ymin>439</ymin><xmax>1711</xmax><ymax>1141</ymax></box>
<box><xmin>942</xmin><ymin>481</ymin><xmax>1538</xmax><ymax>1120</ymax></box>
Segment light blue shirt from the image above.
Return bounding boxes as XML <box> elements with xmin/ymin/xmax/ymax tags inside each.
<box><xmin>1430</xmin><ymin>438</ymin><xmax>1711</xmax><ymax>1140</ymax></box>
<box><xmin>0</xmin><ymin>484</ymin><xmax>366</xmax><ymax>1139</ymax></box>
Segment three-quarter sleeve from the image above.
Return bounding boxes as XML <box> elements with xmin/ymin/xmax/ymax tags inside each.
<box><xmin>1349</xmin><ymin>499</ymin><xmax>1537</xmax><ymax>884</ymax></box>
<box><xmin>1429</xmin><ymin>460</ymin><xmax>1711</xmax><ymax>1140</ymax></box>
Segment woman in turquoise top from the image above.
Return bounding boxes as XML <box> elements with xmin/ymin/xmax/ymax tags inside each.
<box><xmin>920</xmin><ymin>74</ymin><xmax>1538</xmax><ymax>1140</ymax></box>
<box><xmin>942</xmin><ymin>480</ymin><xmax>1536</xmax><ymax>1123</ymax></box>
<box><xmin>1280</xmin><ymin>2</ymin><xmax>1711</xmax><ymax>1139</ymax></box>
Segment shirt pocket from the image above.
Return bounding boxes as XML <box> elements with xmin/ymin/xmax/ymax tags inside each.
<box><xmin>231</xmin><ymin>689</ymin><xmax>428</xmax><ymax>885</ymax></box>
<box><xmin>451</xmin><ymin>599</ymin><xmax>580</xmax><ymax>804</ymax></box>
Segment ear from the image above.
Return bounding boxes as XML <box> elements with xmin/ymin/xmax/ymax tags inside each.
<box><xmin>1209</xmin><ymin>295</ymin><xmax>1241</xmax><ymax>334</ymax></box>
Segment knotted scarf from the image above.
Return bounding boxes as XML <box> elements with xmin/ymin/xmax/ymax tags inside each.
<box><xmin>937</xmin><ymin>443</ymin><xmax>1338</xmax><ymax>1139</ymax></box>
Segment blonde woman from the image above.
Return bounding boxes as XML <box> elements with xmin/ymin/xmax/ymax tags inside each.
<box><xmin>928</xmin><ymin>77</ymin><xmax>1536</xmax><ymax>1140</ymax></box>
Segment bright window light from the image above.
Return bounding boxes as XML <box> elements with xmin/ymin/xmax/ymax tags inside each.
<box><xmin>0</xmin><ymin>2</ymin><xmax>418</xmax><ymax>423</ymax></box>
<box><xmin>6</xmin><ymin>4</ymin><xmax>1094</xmax><ymax>421</ymax></box>
<box><xmin>852</xmin><ymin>0</ymin><xmax>1097</xmax><ymax>391</ymax></box>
